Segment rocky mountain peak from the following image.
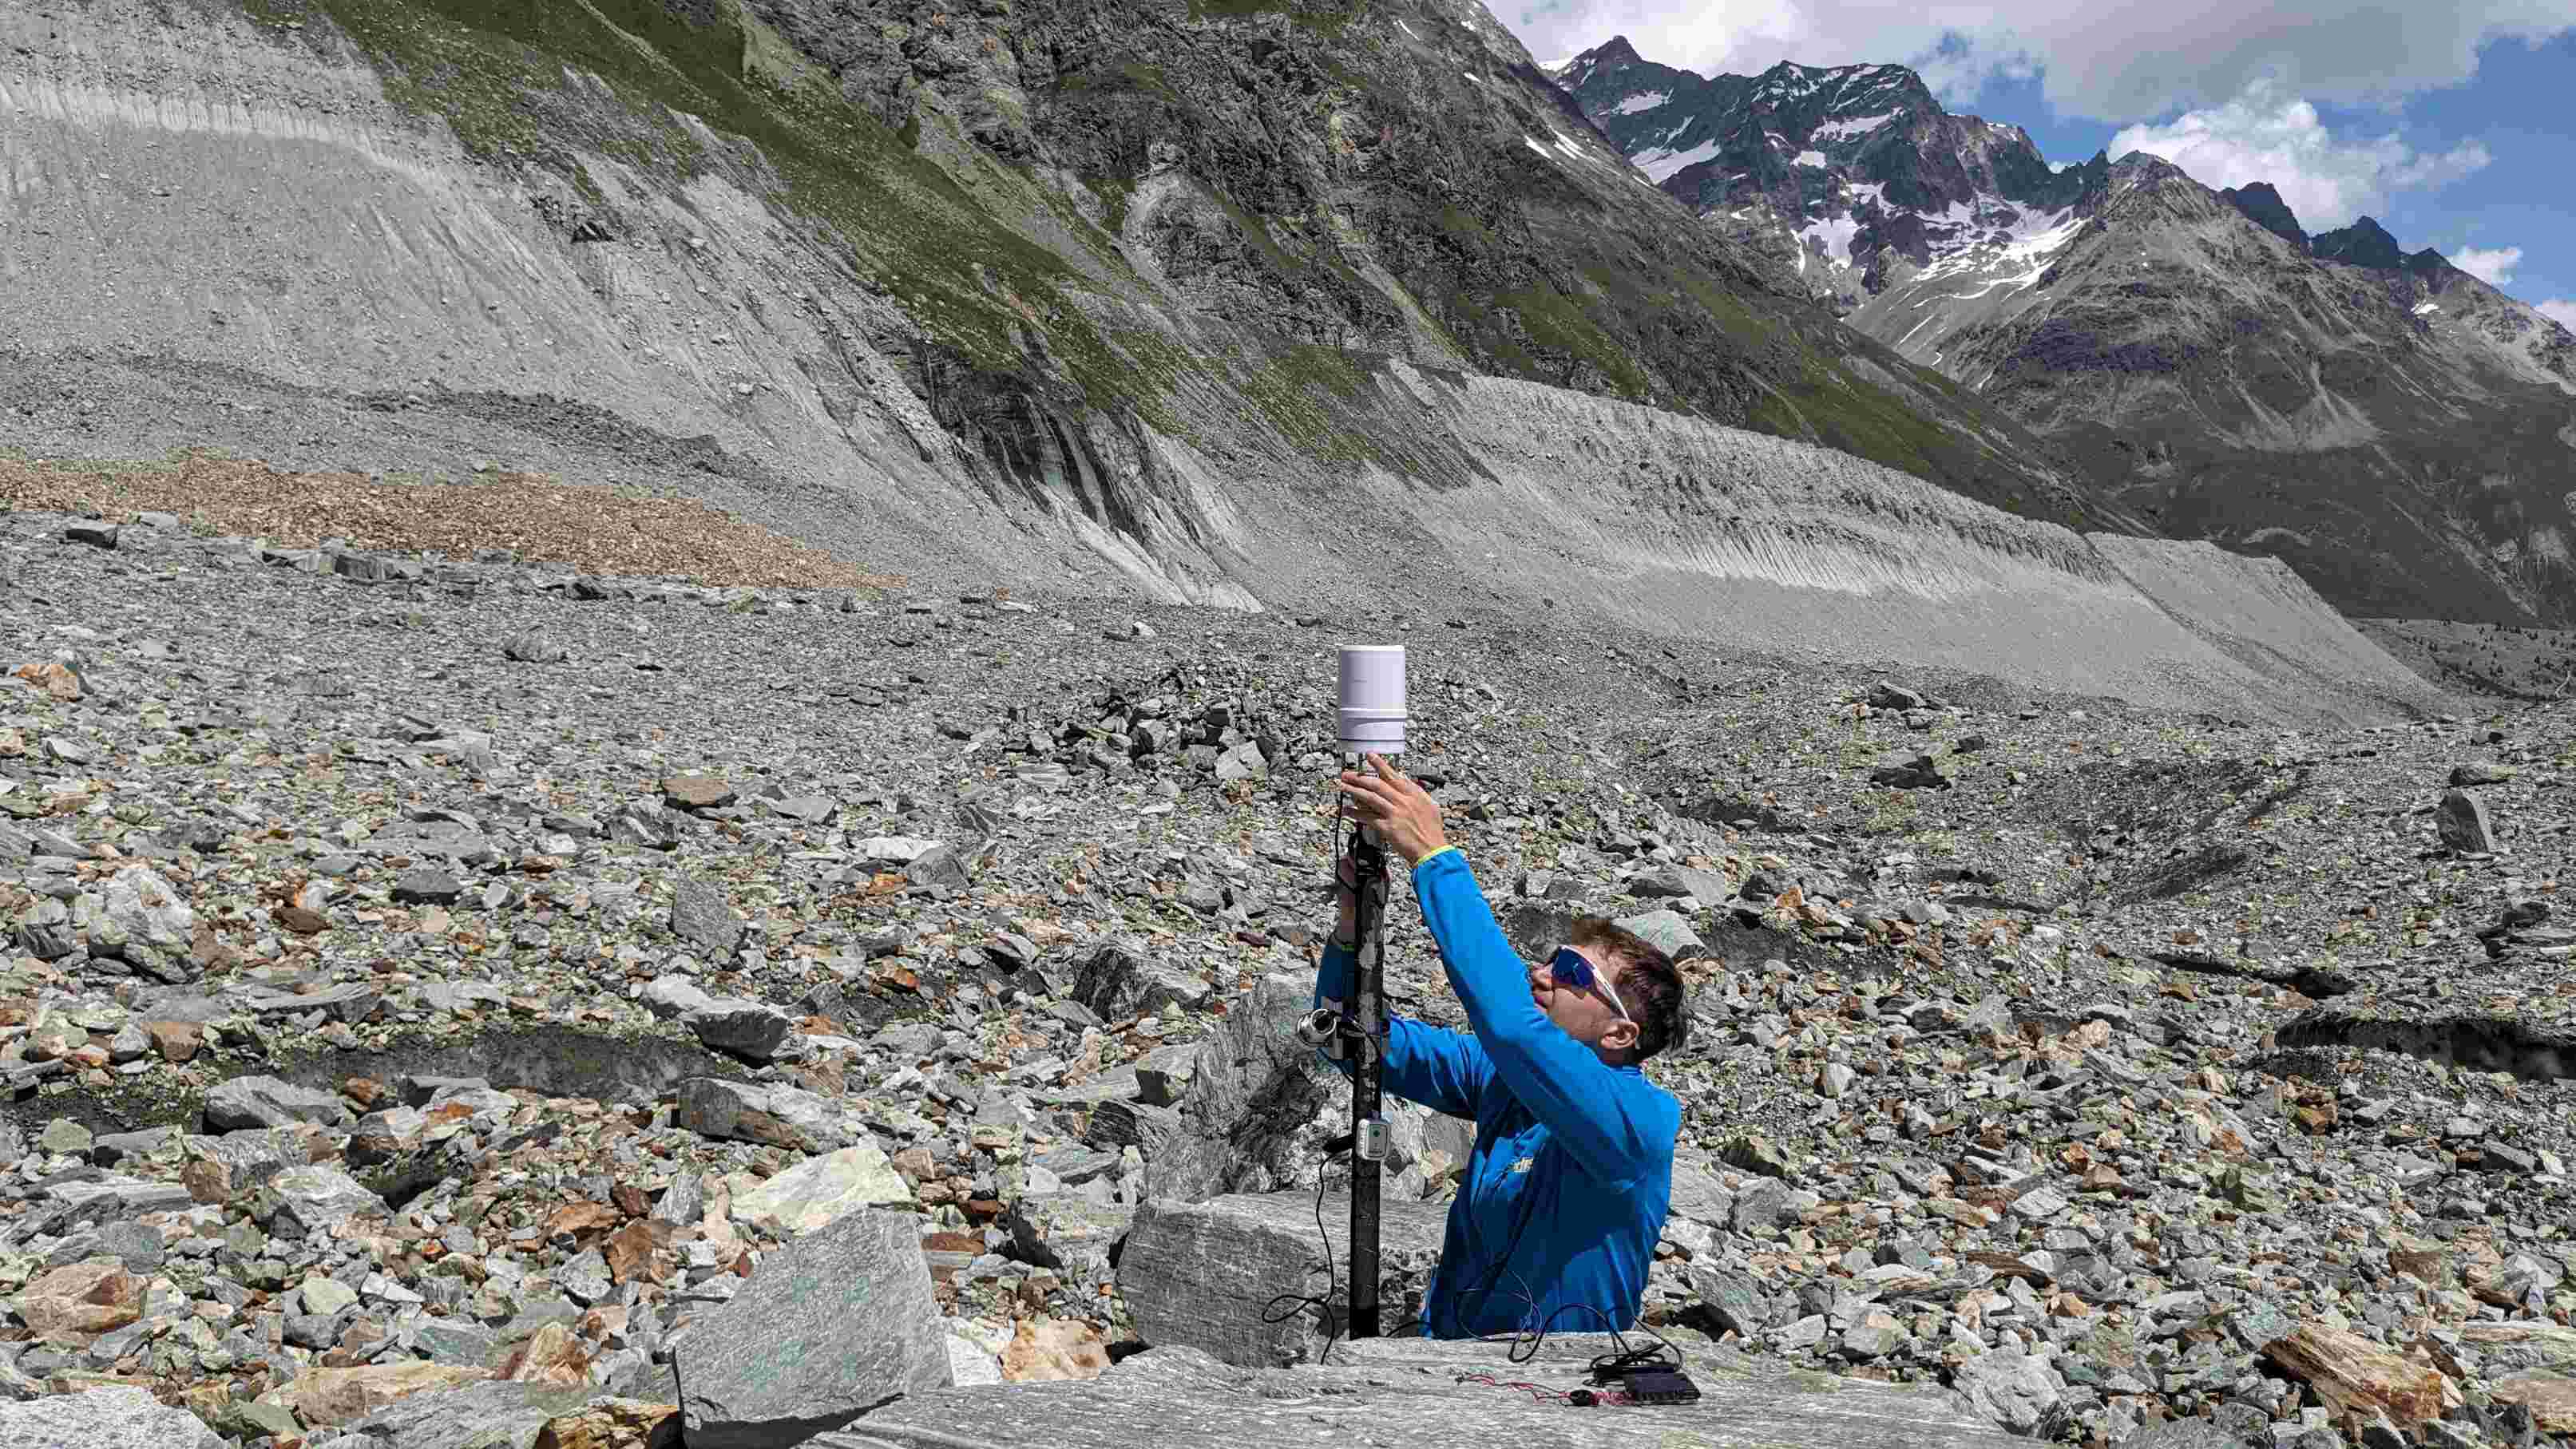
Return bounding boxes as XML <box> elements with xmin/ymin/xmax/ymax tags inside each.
<box><xmin>1584</xmin><ymin>34</ymin><xmax>1643</xmax><ymax>68</ymax></box>
<box><xmin>2218</xmin><ymin>182</ymin><xmax>2308</xmax><ymax>247</ymax></box>
<box><xmin>2312</xmin><ymin>215</ymin><xmax>2405</xmax><ymax>268</ymax></box>
<box><xmin>2104</xmin><ymin>152</ymin><xmax>2200</xmax><ymax>191</ymax></box>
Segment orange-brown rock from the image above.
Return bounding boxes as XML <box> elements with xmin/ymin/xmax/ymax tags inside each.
<box><xmin>1000</xmin><ymin>1316</ymin><xmax>1112</xmax><ymax>1384</ymax></box>
<box><xmin>275</xmin><ymin>904</ymin><xmax>330</xmax><ymax>935</ymax></box>
<box><xmin>144</xmin><ymin>1019</ymin><xmax>202</xmax><ymax>1063</ymax></box>
<box><xmin>2387</xmin><ymin>1241</ymin><xmax>2448</xmax><ymax>1284</ymax></box>
<box><xmin>2490</xmin><ymin>1373</ymin><xmax>2576</xmax><ymax>1435</ymax></box>
<box><xmin>2264</xmin><ymin>1323</ymin><xmax>2459</xmax><ymax>1427</ymax></box>
<box><xmin>14</xmin><ymin>660</ymin><xmax>82</xmax><ymax>701</ymax></box>
<box><xmin>500</xmin><ymin>1320</ymin><xmax>592</xmax><ymax>1386</ymax></box>
<box><xmin>180</xmin><ymin>1154</ymin><xmax>236</xmax><ymax>1206</ymax></box>
<box><xmin>548</xmin><ymin>1200</ymin><xmax>623</xmax><ymax>1245</ymax></box>
<box><xmin>263</xmin><ymin>1361</ymin><xmax>490</xmax><ymax>1427</ymax></box>
<box><xmin>578</xmin><ymin>1304</ymin><xmax>632</xmax><ymax>1348</ymax></box>
<box><xmin>533</xmin><ymin>1397</ymin><xmax>681</xmax><ymax>1449</ymax></box>
<box><xmin>18</xmin><ymin>1260</ymin><xmax>142</xmax><ymax>1341</ymax></box>
<box><xmin>602</xmin><ymin>1219</ymin><xmax>674</xmax><ymax>1285</ymax></box>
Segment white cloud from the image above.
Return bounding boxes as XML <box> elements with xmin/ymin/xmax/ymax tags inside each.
<box><xmin>2106</xmin><ymin>85</ymin><xmax>2491</xmax><ymax>230</ymax></box>
<box><xmin>2452</xmin><ymin>246</ymin><xmax>2523</xmax><ymax>284</ymax></box>
<box><xmin>2541</xmin><ymin>299</ymin><xmax>2576</xmax><ymax>331</ymax></box>
<box><xmin>1513</xmin><ymin>1</ymin><xmax>2576</xmax><ymax>122</ymax></box>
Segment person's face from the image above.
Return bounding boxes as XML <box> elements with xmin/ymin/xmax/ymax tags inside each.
<box><xmin>1528</xmin><ymin>945</ymin><xmax>1641</xmax><ymax>1060</ymax></box>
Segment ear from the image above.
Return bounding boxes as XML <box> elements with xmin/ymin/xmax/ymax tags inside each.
<box><xmin>1600</xmin><ymin>1014</ymin><xmax>1641</xmax><ymax>1056</ymax></box>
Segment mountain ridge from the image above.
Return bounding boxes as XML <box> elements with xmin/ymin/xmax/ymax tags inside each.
<box><xmin>1552</xmin><ymin>38</ymin><xmax>2576</xmax><ymax>626</ymax></box>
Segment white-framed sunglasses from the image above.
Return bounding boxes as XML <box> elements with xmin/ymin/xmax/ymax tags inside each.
<box><xmin>1548</xmin><ymin>946</ymin><xmax>1631</xmax><ymax>1023</ymax></box>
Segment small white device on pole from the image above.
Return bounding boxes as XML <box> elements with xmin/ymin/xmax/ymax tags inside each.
<box><xmin>1337</xmin><ymin>644</ymin><xmax>1407</xmax><ymax>756</ymax></box>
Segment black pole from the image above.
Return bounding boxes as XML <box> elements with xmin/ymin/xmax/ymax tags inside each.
<box><xmin>1345</xmin><ymin>809</ymin><xmax>1389</xmax><ymax>1340</ymax></box>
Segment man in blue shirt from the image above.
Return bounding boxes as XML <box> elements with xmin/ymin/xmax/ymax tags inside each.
<box><xmin>1319</xmin><ymin>754</ymin><xmax>1690</xmax><ymax>1340</ymax></box>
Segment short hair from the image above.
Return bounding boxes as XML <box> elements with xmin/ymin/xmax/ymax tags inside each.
<box><xmin>1566</xmin><ymin>917</ymin><xmax>1690</xmax><ymax>1063</ymax></box>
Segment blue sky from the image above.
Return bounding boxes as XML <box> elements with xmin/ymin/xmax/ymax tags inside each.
<box><xmin>1978</xmin><ymin>33</ymin><xmax>2576</xmax><ymax>315</ymax></box>
<box><xmin>1511</xmin><ymin>2</ymin><xmax>2576</xmax><ymax>325</ymax></box>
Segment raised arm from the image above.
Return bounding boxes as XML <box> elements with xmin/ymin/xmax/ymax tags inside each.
<box><xmin>1408</xmin><ymin>849</ymin><xmax>1665</xmax><ymax>1187</ymax></box>
<box><xmin>1331</xmin><ymin>754</ymin><xmax>1666</xmax><ymax>1187</ymax></box>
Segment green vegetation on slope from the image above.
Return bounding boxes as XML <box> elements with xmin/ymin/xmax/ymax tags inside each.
<box><xmin>237</xmin><ymin>0</ymin><xmax>1156</xmax><ymax>414</ymax></box>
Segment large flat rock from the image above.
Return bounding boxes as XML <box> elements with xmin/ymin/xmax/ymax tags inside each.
<box><xmin>1118</xmin><ymin>1191</ymin><xmax>1452</xmax><ymax>1364</ymax></box>
<box><xmin>813</xmin><ymin>1333</ymin><xmax>2034</xmax><ymax>1449</ymax></box>
<box><xmin>675</xmin><ymin>1209</ymin><xmax>950</xmax><ymax>1448</ymax></box>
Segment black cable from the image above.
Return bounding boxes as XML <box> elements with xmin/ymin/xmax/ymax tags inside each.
<box><xmin>1260</xmin><ymin>1155</ymin><xmax>1345</xmax><ymax>1360</ymax></box>
<box><xmin>1505</xmin><ymin>1300</ymin><xmax>1683</xmax><ymax>1378</ymax></box>
<box><xmin>1258</xmin><ymin>1141</ymin><xmax>1427</xmax><ymax>1365</ymax></box>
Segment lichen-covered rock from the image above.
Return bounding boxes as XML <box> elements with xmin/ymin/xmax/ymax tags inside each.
<box><xmin>676</xmin><ymin>1209</ymin><xmax>949</xmax><ymax>1447</ymax></box>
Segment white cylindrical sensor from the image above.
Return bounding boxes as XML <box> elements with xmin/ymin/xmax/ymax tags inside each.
<box><xmin>1338</xmin><ymin>644</ymin><xmax>1407</xmax><ymax>754</ymax></box>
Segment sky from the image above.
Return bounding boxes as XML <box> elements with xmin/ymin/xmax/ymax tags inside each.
<box><xmin>1508</xmin><ymin>1</ymin><xmax>2576</xmax><ymax>325</ymax></box>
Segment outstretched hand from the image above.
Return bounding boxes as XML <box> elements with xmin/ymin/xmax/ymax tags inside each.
<box><xmin>1334</xmin><ymin>754</ymin><xmax>1450</xmax><ymax>866</ymax></box>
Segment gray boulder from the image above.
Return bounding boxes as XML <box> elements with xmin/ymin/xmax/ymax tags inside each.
<box><xmin>1003</xmin><ymin>1195</ymin><xmax>1135</xmax><ymax>1285</ymax></box>
<box><xmin>1118</xmin><ymin>1191</ymin><xmax>1449</xmax><ymax>1366</ymax></box>
<box><xmin>1948</xmin><ymin>1346</ymin><xmax>2067</xmax><ymax>1435</ymax></box>
<box><xmin>677</xmin><ymin>1209</ymin><xmax>949</xmax><ymax>1448</ymax></box>
<box><xmin>1667</xmin><ymin>1153</ymin><xmax>1734</xmax><ymax>1227</ymax></box>
<box><xmin>676</xmin><ymin>1077</ymin><xmax>856</xmax><ymax>1151</ymax></box>
<box><xmin>336</xmin><ymin>1379</ymin><xmax>606</xmax><ymax>1448</ymax></box>
<box><xmin>1139</xmin><ymin>975</ymin><xmax>1340</xmax><ymax>1203</ymax></box>
<box><xmin>1631</xmin><ymin>865</ymin><xmax>1732</xmax><ymax>903</ymax></box>
<box><xmin>101</xmin><ymin>865</ymin><xmax>196</xmax><ymax>953</ymax></box>
<box><xmin>2438</xmin><ymin>787</ymin><xmax>2498</xmax><ymax>853</ymax></box>
<box><xmin>684</xmin><ymin>1000</ymin><xmax>799</xmax><ymax>1062</ymax></box>
<box><xmin>1068</xmin><ymin>942</ymin><xmax>1209</xmax><ymax>1021</ymax></box>
<box><xmin>1689</xmin><ymin>1264</ymin><xmax>1772</xmax><ymax>1339</ymax></box>
<box><xmin>670</xmin><ymin>877</ymin><xmax>744</xmax><ymax>957</ymax></box>
<box><xmin>263</xmin><ymin>1165</ymin><xmax>390</xmax><ymax>1237</ymax></box>
<box><xmin>204</xmin><ymin>1075</ymin><xmax>355</xmax><ymax>1130</ymax></box>
<box><xmin>1612</xmin><ymin>908</ymin><xmax>1707</xmax><ymax>964</ymax></box>
<box><xmin>0</xmin><ymin>1384</ymin><xmax>226</xmax><ymax>1448</ymax></box>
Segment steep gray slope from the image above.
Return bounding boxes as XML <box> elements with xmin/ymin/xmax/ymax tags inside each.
<box><xmin>0</xmin><ymin>0</ymin><xmax>2447</xmax><ymax>723</ymax></box>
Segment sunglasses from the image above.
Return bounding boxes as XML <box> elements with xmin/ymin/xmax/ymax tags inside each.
<box><xmin>1548</xmin><ymin>947</ymin><xmax>1631</xmax><ymax>1023</ymax></box>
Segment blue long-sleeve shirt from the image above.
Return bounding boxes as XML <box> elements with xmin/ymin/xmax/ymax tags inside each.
<box><xmin>1312</xmin><ymin>848</ymin><xmax>1678</xmax><ymax>1340</ymax></box>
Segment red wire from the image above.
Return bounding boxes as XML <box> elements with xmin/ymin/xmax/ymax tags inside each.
<box><xmin>1456</xmin><ymin>1373</ymin><xmax>1634</xmax><ymax>1407</ymax></box>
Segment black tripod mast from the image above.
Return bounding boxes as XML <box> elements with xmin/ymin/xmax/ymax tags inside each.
<box><xmin>1342</xmin><ymin>802</ymin><xmax>1390</xmax><ymax>1340</ymax></box>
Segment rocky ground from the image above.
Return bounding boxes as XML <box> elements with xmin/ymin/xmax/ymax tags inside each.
<box><xmin>0</xmin><ymin>485</ymin><xmax>2570</xmax><ymax>1449</ymax></box>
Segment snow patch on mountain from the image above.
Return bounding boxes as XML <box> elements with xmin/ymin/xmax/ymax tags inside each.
<box><xmin>1524</xmin><ymin>131</ymin><xmax>1603</xmax><ymax>168</ymax></box>
<box><xmin>1633</xmin><ymin>139</ymin><xmax>1722</xmax><ymax>181</ymax></box>
<box><xmin>1813</xmin><ymin>113</ymin><xmax>1897</xmax><ymax>143</ymax></box>
<box><xmin>1613</xmin><ymin>91</ymin><xmax>1669</xmax><ymax>115</ymax></box>
<box><xmin>1909</xmin><ymin>205</ymin><xmax>2083</xmax><ymax>287</ymax></box>
<box><xmin>1801</xmin><ymin>212</ymin><xmax>1862</xmax><ymax>263</ymax></box>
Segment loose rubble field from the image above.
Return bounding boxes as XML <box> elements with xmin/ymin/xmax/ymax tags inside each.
<box><xmin>0</xmin><ymin>495</ymin><xmax>2570</xmax><ymax>1449</ymax></box>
